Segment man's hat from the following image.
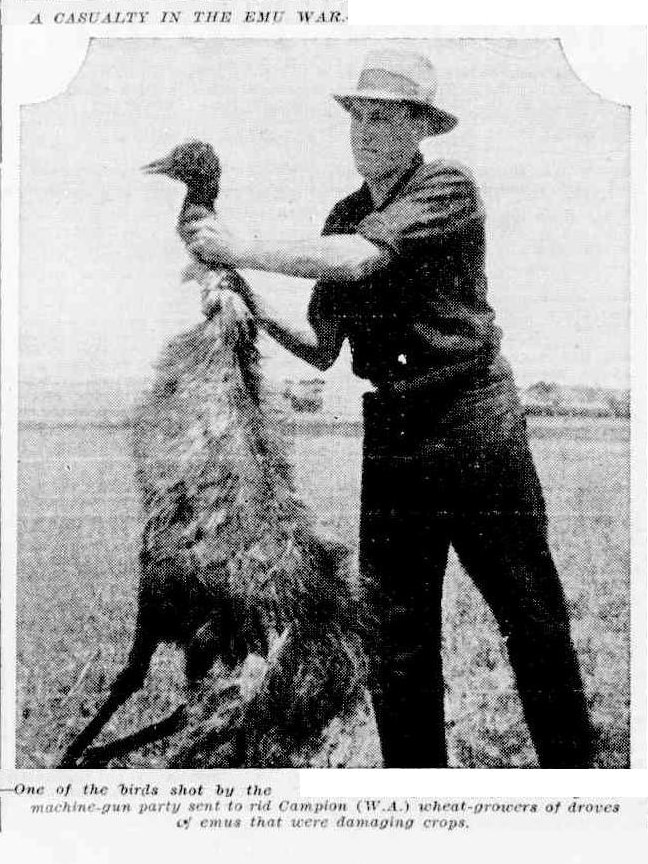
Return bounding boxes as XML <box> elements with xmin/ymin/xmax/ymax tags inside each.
<box><xmin>333</xmin><ymin>49</ymin><xmax>458</xmax><ymax>136</ymax></box>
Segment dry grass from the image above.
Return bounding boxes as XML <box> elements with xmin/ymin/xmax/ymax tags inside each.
<box><xmin>17</xmin><ymin>417</ymin><xmax>629</xmax><ymax>768</ymax></box>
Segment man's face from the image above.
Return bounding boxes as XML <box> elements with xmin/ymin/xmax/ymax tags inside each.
<box><xmin>350</xmin><ymin>100</ymin><xmax>424</xmax><ymax>183</ymax></box>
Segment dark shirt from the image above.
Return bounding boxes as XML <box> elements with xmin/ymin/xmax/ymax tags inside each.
<box><xmin>309</xmin><ymin>154</ymin><xmax>502</xmax><ymax>391</ymax></box>
<box><xmin>309</xmin><ymin>154</ymin><xmax>523</xmax><ymax>448</ymax></box>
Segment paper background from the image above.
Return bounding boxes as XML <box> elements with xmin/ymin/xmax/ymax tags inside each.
<box><xmin>1</xmin><ymin>11</ymin><xmax>646</xmax><ymax>861</ymax></box>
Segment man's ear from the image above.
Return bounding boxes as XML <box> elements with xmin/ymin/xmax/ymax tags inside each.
<box><xmin>404</xmin><ymin>106</ymin><xmax>430</xmax><ymax>143</ymax></box>
<box><xmin>414</xmin><ymin>114</ymin><xmax>431</xmax><ymax>142</ymax></box>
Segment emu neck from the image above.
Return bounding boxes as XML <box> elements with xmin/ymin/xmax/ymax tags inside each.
<box><xmin>184</xmin><ymin>189</ymin><xmax>217</xmax><ymax>212</ymax></box>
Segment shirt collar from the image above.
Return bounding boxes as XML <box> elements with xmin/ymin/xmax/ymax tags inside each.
<box><xmin>362</xmin><ymin>152</ymin><xmax>424</xmax><ymax>212</ymax></box>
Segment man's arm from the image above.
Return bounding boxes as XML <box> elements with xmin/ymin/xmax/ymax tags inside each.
<box><xmin>236</xmin><ymin>234</ymin><xmax>389</xmax><ymax>282</ymax></box>
<box><xmin>224</xmin><ymin>271</ymin><xmax>345</xmax><ymax>372</ymax></box>
<box><xmin>180</xmin><ymin>210</ymin><xmax>391</xmax><ymax>282</ymax></box>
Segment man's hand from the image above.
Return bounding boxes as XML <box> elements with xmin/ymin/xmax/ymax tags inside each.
<box><xmin>179</xmin><ymin>211</ymin><xmax>246</xmax><ymax>268</ymax></box>
<box><xmin>178</xmin><ymin>208</ymin><xmax>389</xmax><ymax>282</ymax></box>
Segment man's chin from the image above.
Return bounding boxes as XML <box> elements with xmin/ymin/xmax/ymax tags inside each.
<box><xmin>355</xmin><ymin>160</ymin><xmax>397</xmax><ymax>182</ymax></box>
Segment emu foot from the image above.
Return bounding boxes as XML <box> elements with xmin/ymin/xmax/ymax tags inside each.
<box><xmin>58</xmin><ymin>748</ymin><xmax>86</xmax><ymax>769</ymax></box>
<box><xmin>73</xmin><ymin>747</ymin><xmax>112</xmax><ymax>769</ymax></box>
<box><xmin>58</xmin><ymin>706</ymin><xmax>187</xmax><ymax>769</ymax></box>
<box><xmin>58</xmin><ymin>743</ymin><xmax>126</xmax><ymax>770</ymax></box>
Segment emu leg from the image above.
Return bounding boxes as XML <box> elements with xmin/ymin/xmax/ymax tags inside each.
<box><xmin>75</xmin><ymin>706</ymin><xmax>187</xmax><ymax>768</ymax></box>
<box><xmin>80</xmin><ymin>622</ymin><xmax>245</xmax><ymax>768</ymax></box>
<box><xmin>58</xmin><ymin>630</ymin><xmax>157</xmax><ymax>768</ymax></box>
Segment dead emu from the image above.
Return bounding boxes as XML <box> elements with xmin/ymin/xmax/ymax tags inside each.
<box><xmin>58</xmin><ymin>142</ymin><xmax>367</xmax><ymax>769</ymax></box>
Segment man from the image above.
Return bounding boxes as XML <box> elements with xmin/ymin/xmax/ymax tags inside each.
<box><xmin>181</xmin><ymin>49</ymin><xmax>594</xmax><ymax>768</ymax></box>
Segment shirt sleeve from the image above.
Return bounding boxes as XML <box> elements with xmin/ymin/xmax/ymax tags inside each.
<box><xmin>307</xmin><ymin>279</ymin><xmax>348</xmax><ymax>332</ymax></box>
<box><xmin>356</xmin><ymin>162</ymin><xmax>483</xmax><ymax>256</ymax></box>
<box><xmin>306</xmin><ymin>199</ymin><xmax>354</xmax><ymax>332</ymax></box>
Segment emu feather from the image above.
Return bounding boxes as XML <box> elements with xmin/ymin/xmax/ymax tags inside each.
<box><xmin>135</xmin><ymin>281</ymin><xmax>368</xmax><ymax>765</ymax></box>
<box><xmin>59</xmin><ymin>141</ymin><xmax>368</xmax><ymax>768</ymax></box>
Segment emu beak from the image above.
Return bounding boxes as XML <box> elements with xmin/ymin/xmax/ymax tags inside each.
<box><xmin>141</xmin><ymin>156</ymin><xmax>174</xmax><ymax>175</ymax></box>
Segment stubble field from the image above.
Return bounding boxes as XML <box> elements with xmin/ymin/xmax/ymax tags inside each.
<box><xmin>17</xmin><ymin>417</ymin><xmax>630</xmax><ymax>768</ymax></box>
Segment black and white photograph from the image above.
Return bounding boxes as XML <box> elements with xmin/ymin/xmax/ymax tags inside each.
<box><xmin>11</xmin><ymin>35</ymin><xmax>635</xmax><ymax>773</ymax></box>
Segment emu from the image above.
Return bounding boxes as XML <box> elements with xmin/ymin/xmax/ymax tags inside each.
<box><xmin>59</xmin><ymin>142</ymin><xmax>368</xmax><ymax>768</ymax></box>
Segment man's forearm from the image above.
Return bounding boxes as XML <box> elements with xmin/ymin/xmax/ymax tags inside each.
<box><xmin>242</xmin><ymin>282</ymin><xmax>337</xmax><ymax>371</ymax></box>
<box><xmin>181</xmin><ymin>211</ymin><xmax>390</xmax><ymax>281</ymax></box>
<box><xmin>236</xmin><ymin>233</ymin><xmax>389</xmax><ymax>282</ymax></box>
<box><xmin>260</xmin><ymin>318</ymin><xmax>333</xmax><ymax>371</ymax></box>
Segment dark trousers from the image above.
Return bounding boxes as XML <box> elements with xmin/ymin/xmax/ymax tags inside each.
<box><xmin>360</xmin><ymin>394</ymin><xmax>594</xmax><ymax>768</ymax></box>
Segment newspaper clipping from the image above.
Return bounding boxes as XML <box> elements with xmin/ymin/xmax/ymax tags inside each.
<box><xmin>1</xmin><ymin>7</ymin><xmax>646</xmax><ymax>861</ymax></box>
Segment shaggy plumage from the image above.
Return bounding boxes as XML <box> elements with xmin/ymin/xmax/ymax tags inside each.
<box><xmin>59</xmin><ymin>141</ymin><xmax>368</xmax><ymax>768</ymax></box>
<box><xmin>133</xmin><ymin>281</ymin><xmax>368</xmax><ymax>765</ymax></box>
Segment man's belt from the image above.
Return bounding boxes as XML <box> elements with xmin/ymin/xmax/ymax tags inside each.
<box><xmin>373</xmin><ymin>352</ymin><xmax>497</xmax><ymax>399</ymax></box>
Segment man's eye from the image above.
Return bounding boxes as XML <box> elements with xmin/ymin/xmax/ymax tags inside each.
<box><xmin>351</xmin><ymin>111</ymin><xmax>394</xmax><ymax>127</ymax></box>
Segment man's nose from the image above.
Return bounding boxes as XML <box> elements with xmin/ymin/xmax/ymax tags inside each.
<box><xmin>354</xmin><ymin>117</ymin><xmax>375</xmax><ymax>142</ymax></box>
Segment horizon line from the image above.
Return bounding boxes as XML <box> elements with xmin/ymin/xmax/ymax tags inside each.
<box><xmin>18</xmin><ymin>376</ymin><xmax>631</xmax><ymax>391</ymax></box>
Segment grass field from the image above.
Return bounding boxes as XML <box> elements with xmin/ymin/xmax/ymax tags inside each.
<box><xmin>17</xmin><ymin>417</ymin><xmax>630</xmax><ymax>768</ymax></box>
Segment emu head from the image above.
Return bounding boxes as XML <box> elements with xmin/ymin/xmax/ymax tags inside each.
<box><xmin>143</xmin><ymin>140</ymin><xmax>255</xmax><ymax>344</ymax></box>
<box><xmin>142</xmin><ymin>140</ymin><xmax>221</xmax><ymax>208</ymax></box>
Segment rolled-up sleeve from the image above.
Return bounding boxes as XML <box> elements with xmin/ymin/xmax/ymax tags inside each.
<box><xmin>306</xmin><ymin>197</ymin><xmax>358</xmax><ymax>330</ymax></box>
<box><xmin>356</xmin><ymin>162</ymin><xmax>483</xmax><ymax>257</ymax></box>
<box><xmin>307</xmin><ymin>278</ymin><xmax>347</xmax><ymax>330</ymax></box>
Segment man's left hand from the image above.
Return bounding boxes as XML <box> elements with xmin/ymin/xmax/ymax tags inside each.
<box><xmin>180</xmin><ymin>214</ymin><xmax>243</xmax><ymax>267</ymax></box>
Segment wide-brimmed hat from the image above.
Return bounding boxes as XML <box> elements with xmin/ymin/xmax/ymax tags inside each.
<box><xmin>333</xmin><ymin>49</ymin><xmax>458</xmax><ymax>136</ymax></box>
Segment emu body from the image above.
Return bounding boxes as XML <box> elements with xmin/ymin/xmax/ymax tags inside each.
<box><xmin>59</xmin><ymin>142</ymin><xmax>366</xmax><ymax>768</ymax></box>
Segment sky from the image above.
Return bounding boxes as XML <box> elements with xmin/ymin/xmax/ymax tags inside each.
<box><xmin>20</xmin><ymin>38</ymin><xmax>630</xmax><ymax>413</ymax></box>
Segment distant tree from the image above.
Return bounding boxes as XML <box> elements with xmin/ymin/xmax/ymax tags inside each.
<box><xmin>527</xmin><ymin>381</ymin><xmax>560</xmax><ymax>401</ymax></box>
<box><xmin>281</xmin><ymin>378</ymin><xmax>325</xmax><ymax>414</ymax></box>
<box><xmin>523</xmin><ymin>382</ymin><xmax>629</xmax><ymax>418</ymax></box>
<box><xmin>524</xmin><ymin>381</ymin><xmax>561</xmax><ymax>415</ymax></box>
<box><xmin>605</xmin><ymin>391</ymin><xmax>630</xmax><ymax>418</ymax></box>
